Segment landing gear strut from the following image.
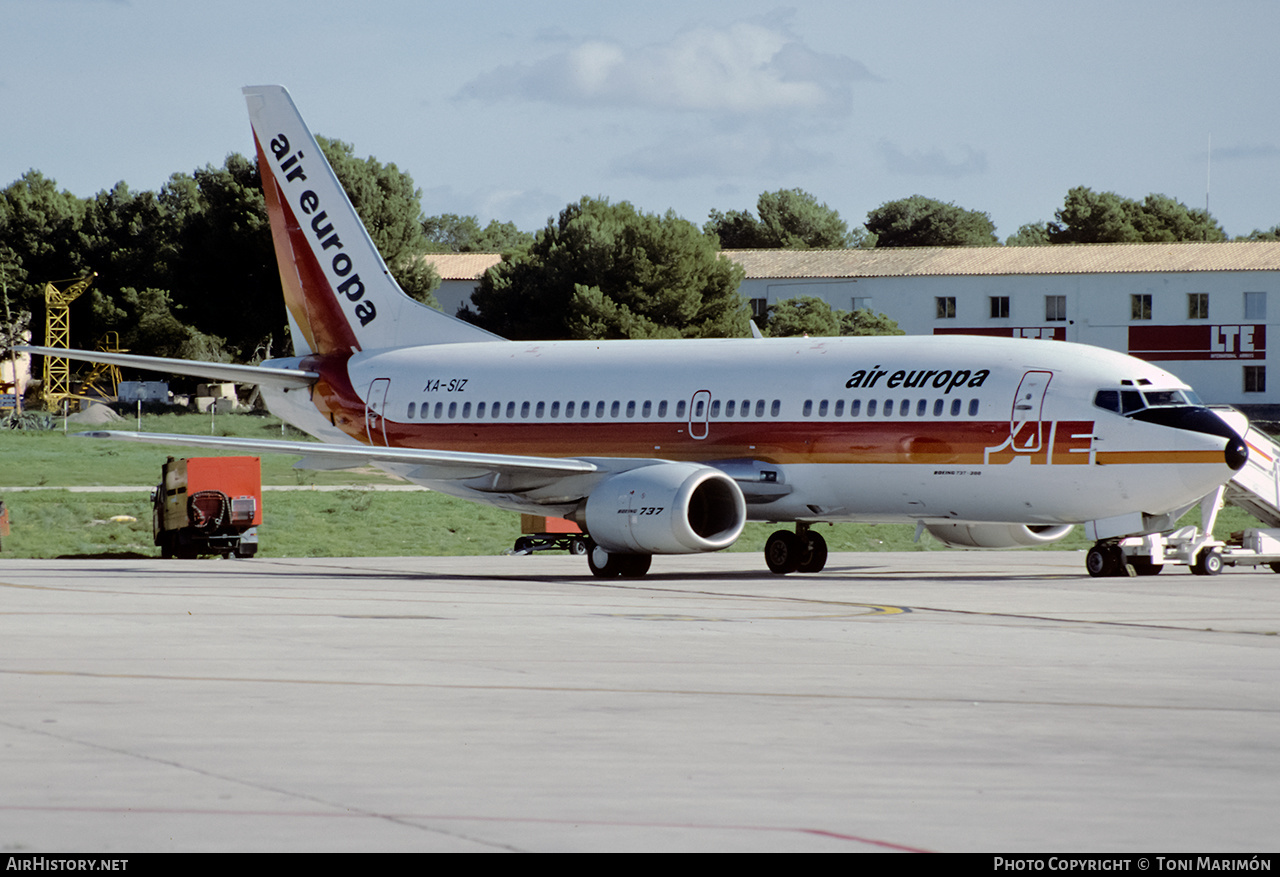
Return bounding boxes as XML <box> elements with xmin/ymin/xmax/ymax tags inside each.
<box><xmin>765</xmin><ymin>524</ymin><xmax>828</xmax><ymax>574</ymax></box>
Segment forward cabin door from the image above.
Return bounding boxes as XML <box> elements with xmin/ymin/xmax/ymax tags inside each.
<box><xmin>1009</xmin><ymin>371</ymin><xmax>1052</xmax><ymax>453</ymax></box>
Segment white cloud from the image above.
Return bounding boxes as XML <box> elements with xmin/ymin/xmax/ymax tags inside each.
<box><xmin>457</xmin><ymin>19</ymin><xmax>875</xmax><ymax>117</ymax></box>
<box><xmin>878</xmin><ymin>140</ymin><xmax>988</xmax><ymax>178</ymax></box>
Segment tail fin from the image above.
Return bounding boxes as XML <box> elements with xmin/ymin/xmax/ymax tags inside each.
<box><xmin>242</xmin><ymin>85</ymin><xmax>502</xmax><ymax>355</ymax></box>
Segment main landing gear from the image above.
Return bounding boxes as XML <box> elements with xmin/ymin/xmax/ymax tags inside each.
<box><xmin>765</xmin><ymin>524</ymin><xmax>828</xmax><ymax>575</ymax></box>
<box><xmin>585</xmin><ymin>540</ymin><xmax>652</xmax><ymax>578</ymax></box>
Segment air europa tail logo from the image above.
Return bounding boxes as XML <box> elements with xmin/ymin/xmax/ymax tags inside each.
<box><xmin>268</xmin><ymin>133</ymin><xmax>378</xmax><ymax>328</ymax></box>
<box><xmin>845</xmin><ymin>366</ymin><xmax>990</xmax><ymax>394</ymax></box>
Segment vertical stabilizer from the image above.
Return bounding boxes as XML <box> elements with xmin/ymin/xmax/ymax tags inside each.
<box><xmin>242</xmin><ymin>85</ymin><xmax>503</xmax><ymax>355</ymax></box>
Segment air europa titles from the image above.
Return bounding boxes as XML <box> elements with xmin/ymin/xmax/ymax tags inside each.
<box><xmin>845</xmin><ymin>365</ymin><xmax>990</xmax><ymax>394</ymax></box>
<box><xmin>268</xmin><ymin>133</ymin><xmax>377</xmax><ymax>327</ymax></box>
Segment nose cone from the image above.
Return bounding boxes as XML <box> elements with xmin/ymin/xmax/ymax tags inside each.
<box><xmin>1132</xmin><ymin>406</ymin><xmax>1248</xmax><ymax>471</ymax></box>
<box><xmin>1224</xmin><ymin>434</ymin><xmax>1248</xmax><ymax>471</ymax></box>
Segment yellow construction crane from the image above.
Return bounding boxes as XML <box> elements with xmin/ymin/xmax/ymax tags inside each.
<box><xmin>41</xmin><ymin>272</ymin><xmax>96</xmax><ymax>411</ymax></box>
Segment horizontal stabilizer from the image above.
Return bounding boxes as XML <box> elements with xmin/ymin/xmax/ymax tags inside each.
<box><xmin>15</xmin><ymin>346</ymin><xmax>317</xmax><ymax>390</ymax></box>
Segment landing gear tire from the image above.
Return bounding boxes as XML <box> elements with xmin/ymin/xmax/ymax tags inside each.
<box><xmin>1129</xmin><ymin>557</ymin><xmax>1163</xmax><ymax>576</ymax></box>
<box><xmin>569</xmin><ymin>537</ymin><xmax>588</xmax><ymax>556</ymax></box>
<box><xmin>765</xmin><ymin>530</ymin><xmax>802</xmax><ymax>574</ymax></box>
<box><xmin>1191</xmin><ymin>549</ymin><xmax>1223</xmax><ymax>576</ymax></box>
<box><xmin>798</xmin><ymin>531</ymin><xmax>828</xmax><ymax>574</ymax></box>
<box><xmin>1086</xmin><ymin>543</ymin><xmax>1124</xmax><ymax>578</ymax></box>
<box><xmin>587</xmin><ymin>542</ymin><xmax>651</xmax><ymax>578</ymax></box>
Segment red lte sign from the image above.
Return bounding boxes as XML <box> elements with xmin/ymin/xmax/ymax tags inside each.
<box><xmin>1129</xmin><ymin>325</ymin><xmax>1266</xmax><ymax>361</ymax></box>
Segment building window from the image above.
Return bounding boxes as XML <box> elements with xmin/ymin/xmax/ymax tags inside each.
<box><xmin>1188</xmin><ymin>293</ymin><xmax>1209</xmax><ymax>320</ymax></box>
<box><xmin>936</xmin><ymin>297</ymin><xmax>956</xmax><ymax>319</ymax></box>
<box><xmin>990</xmin><ymin>296</ymin><xmax>1009</xmax><ymax>319</ymax></box>
<box><xmin>1131</xmin><ymin>294</ymin><xmax>1152</xmax><ymax>320</ymax></box>
<box><xmin>852</xmin><ymin>297</ymin><xmax>873</xmax><ymax>312</ymax></box>
<box><xmin>1245</xmin><ymin>292</ymin><xmax>1267</xmax><ymax>320</ymax></box>
<box><xmin>1245</xmin><ymin>366</ymin><xmax>1267</xmax><ymax>394</ymax></box>
<box><xmin>1045</xmin><ymin>295</ymin><xmax>1067</xmax><ymax>321</ymax></box>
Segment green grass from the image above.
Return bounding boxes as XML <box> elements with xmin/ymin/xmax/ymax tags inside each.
<box><xmin>0</xmin><ymin>413</ymin><xmax>1270</xmax><ymax>559</ymax></box>
<box><xmin>0</xmin><ymin>411</ymin><xmax>401</xmax><ymax>488</ymax></box>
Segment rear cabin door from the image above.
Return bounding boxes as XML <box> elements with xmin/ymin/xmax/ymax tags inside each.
<box><xmin>365</xmin><ymin>378</ymin><xmax>391</xmax><ymax>446</ymax></box>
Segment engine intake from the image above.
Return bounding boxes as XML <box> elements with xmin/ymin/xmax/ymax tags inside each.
<box><xmin>924</xmin><ymin>523</ymin><xmax>1074</xmax><ymax>549</ymax></box>
<box><xmin>580</xmin><ymin>463</ymin><xmax>746</xmax><ymax>554</ymax></box>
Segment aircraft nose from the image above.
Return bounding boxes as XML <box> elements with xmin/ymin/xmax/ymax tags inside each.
<box><xmin>1131</xmin><ymin>406</ymin><xmax>1248</xmax><ymax>471</ymax></box>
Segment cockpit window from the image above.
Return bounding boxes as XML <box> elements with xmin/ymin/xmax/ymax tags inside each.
<box><xmin>1095</xmin><ymin>387</ymin><xmax>1200</xmax><ymax>415</ymax></box>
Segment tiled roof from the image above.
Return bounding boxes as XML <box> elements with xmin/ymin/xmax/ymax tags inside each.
<box><xmin>423</xmin><ymin>253</ymin><xmax>504</xmax><ymax>280</ymax></box>
<box><xmin>721</xmin><ymin>241</ymin><xmax>1280</xmax><ymax>278</ymax></box>
<box><xmin>423</xmin><ymin>242</ymin><xmax>1280</xmax><ymax>281</ymax></box>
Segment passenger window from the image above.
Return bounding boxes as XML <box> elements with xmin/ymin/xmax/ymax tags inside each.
<box><xmin>642</xmin><ymin>400</ymin><xmax>652</xmax><ymax>418</ymax></box>
<box><xmin>916</xmin><ymin>399</ymin><xmax>926</xmax><ymax>416</ymax></box>
<box><xmin>867</xmin><ymin>400</ymin><xmax>878</xmax><ymax>416</ymax></box>
<box><xmin>803</xmin><ymin>400</ymin><xmax>813</xmax><ymax>417</ymax></box>
<box><xmin>771</xmin><ymin>400</ymin><xmax>781</xmax><ymax>417</ymax></box>
<box><xmin>677</xmin><ymin>401</ymin><xmax>687</xmax><ymax>418</ymax></box>
<box><xmin>658</xmin><ymin>400</ymin><xmax>668</xmax><ymax>418</ymax></box>
<box><xmin>899</xmin><ymin>400</ymin><xmax>910</xmax><ymax>416</ymax></box>
<box><xmin>462</xmin><ymin>402</ymin><xmax>472</xmax><ymax>418</ymax></box>
<box><xmin>407</xmin><ymin>402</ymin><xmax>416</xmax><ymax>419</ymax></box>
<box><xmin>550</xmin><ymin>401</ymin><xmax>559</xmax><ymax>418</ymax></box>
<box><xmin>520</xmin><ymin>401</ymin><xmax>530</xmax><ymax>418</ymax></box>
<box><xmin>710</xmin><ymin>400</ymin><xmax>720</xmax><ymax>418</ymax></box>
<box><xmin>950</xmin><ymin>399</ymin><xmax>961</xmax><ymax>416</ymax></box>
<box><xmin>565</xmin><ymin>401</ymin><xmax>575</xmax><ymax>418</ymax></box>
<box><xmin>611</xmin><ymin>401</ymin><xmax>620</xmax><ymax>418</ymax></box>
<box><xmin>933</xmin><ymin>399</ymin><xmax>943</xmax><ymax>416</ymax></box>
<box><xmin>884</xmin><ymin>399</ymin><xmax>893</xmax><ymax>416</ymax></box>
<box><xmin>596</xmin><ymin>401</ymin><xmax>606</xmax><ymax>418</ymax></box>
<box><xmin>434</xmin><ymin>402</ymin><xmax>444</xmax><ymax>419</ymax></box>
<box><xmin>849</xmin><ymin>399</ymin><xmax>860</xmax><ymax>416</ymax></box>
<box><xmin>506</xmin><ymin>401</ymin><xmax>516</xmax><ymax>418</ymax></box>
<box><xmin>819</xmin><ymin>400</ymin><xmax>829</xmax><ymax>417</ymax></box>
<box><xmin>535</xmin><ymin>401</ymin><xmax>545</xmax><ymax>418</ymax></box>
<box><xmin>834</xmin><ymin>400</ymin><xmax>844</xmax><ymax>416</ymax></box>
<box><xmin>477</xmin><ymin>402</ymin><xmax>486</xmax><ymax>418</ymax></box>
<box><xmin>448</xmin><ymin>402</ymin><xmax>457</xmax><ymax>418</ymax></box>
<box><xmin>968</xmin><ymin>399</ymin><xmax>979</xmax><ymax>416</ymax></box>
<box><xmin>755</xmin><ymin>400</ymin><xmax>765</xmax><ymax>417</ymax></box>
<box><xmin>725</xmin><ymin>400</ymin><xmax>735</xmax><ymax>417</ymax></box>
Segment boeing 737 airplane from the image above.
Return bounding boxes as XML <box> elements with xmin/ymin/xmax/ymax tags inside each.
<box><xmin>24</xmin><ymin>85</ymin><xmax>1249</xmax><ymax>578</ymax></box>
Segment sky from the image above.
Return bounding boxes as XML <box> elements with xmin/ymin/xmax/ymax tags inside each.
<box><xmin>4</xmin><ymin>0</ymin><xmax>1278</xmax><ymax>241</ymax></box>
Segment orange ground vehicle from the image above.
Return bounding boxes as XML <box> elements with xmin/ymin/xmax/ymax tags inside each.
<box><xmin>152</xmin><ymin>456</ymin><xmax>261</xmax><ymax>559</ymax></box>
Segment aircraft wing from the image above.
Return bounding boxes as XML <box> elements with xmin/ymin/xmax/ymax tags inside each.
<box><xmin>76</xmin><ymin>430</ymin><xmax>600</xmax><ymax>481</ymax></box>
<box><xmin>14</xmin><ymin>346</ymin><xmax>316</xmax><ymax>391</ymax></box>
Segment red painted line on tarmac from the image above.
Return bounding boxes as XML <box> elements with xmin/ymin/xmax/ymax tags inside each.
<box><xmin>0</xmin><ymin>804</ymin><xmax>931</xmax><ymax>851</ymax></box>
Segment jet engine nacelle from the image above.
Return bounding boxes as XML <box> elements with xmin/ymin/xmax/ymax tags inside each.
<box><xmin>924</xmin><ymin>522</ymin><xmax>1075</xmax><ymax>549</ymax></box>
<box><xmin>581</xmin><ymin>463</ymin><xmax>747</xmax><ymax>555</ymax></box>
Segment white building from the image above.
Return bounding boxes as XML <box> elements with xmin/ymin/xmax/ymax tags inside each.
<box><xmin>725</xmin><ymin>242</ymin><xmax>1280</xmax><ymax>414</ymax></box>
<box><xmin>426</xmin><ymin>241</ymin><xmax>1280</xmax><ymax>414</ymax></box>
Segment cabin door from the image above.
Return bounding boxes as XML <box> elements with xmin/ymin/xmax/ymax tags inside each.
<box><xmin>1009</xmin><ymin>371</ymin><xmax>1052</xmax><ymax>453</ymax></box>
<box><xmin>365</xmin><ymin>377</ymin><xmax>391</xmax><ymax>446</ymax></box>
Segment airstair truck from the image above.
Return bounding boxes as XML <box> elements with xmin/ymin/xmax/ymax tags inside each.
<box><xmin>153</xmin><ymin>456</ymin><xmax>261</xmax><ymax>559</ymax></box>
<box><xmin>1110</xmin><ymin>411</ymin><xmax>1280</xmax><ymax>575</ymax></box>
